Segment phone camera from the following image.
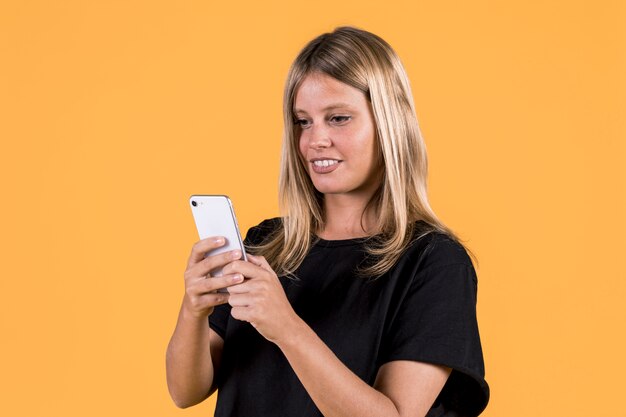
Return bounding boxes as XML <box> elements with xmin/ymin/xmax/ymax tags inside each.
<box><xmin>191</xmin><ymin>200</ymin><xmax>197</xmax><ymax>207</ymax></box>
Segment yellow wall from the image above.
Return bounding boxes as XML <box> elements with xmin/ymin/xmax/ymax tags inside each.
<box><xmin>1</xmin><ymin>1</ymin><xmax>624</xmax><ymax>416</ymax></box>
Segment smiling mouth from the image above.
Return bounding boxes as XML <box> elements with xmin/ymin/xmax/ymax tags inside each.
<box><xmin>313</xmin><ymin>159</ymin><xmax>340</xmax><ymax>167</ymax></box>
<box><xmin>310</xmin><ymin>159</ymin><xmax>342</xmax><ymax>174</ymax></box>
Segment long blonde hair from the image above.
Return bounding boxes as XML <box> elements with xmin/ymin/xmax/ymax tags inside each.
<box><xmin>250</xmin><ymin>26</ymin><xmax>475</xmax><ymax>277</ymax></box>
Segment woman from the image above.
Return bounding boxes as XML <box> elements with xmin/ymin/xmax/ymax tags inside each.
<box><xmin>166</xmin><ymin>26</ymin><xmax>489</xmax><ymax>417</ymax></box>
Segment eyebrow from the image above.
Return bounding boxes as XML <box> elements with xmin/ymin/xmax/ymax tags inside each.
<box><xmin>294</xmin><ymin>103</ymin><xmax>354</xmax><ymax>114</ymax></box>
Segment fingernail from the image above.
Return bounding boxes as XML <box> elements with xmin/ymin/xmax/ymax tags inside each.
<box><xmin>213</xmin><ymin>237</ymin><xmax>224</xmax><ymax>244</ymax></box>
<box><xmin>231</xmin><ymin>250</ymin><xmax>241</xmax><ymax>259</ymax></box>
<box><xmin>232</xmin><ymin>274</ymin><xmax>243</xmax><ymax>283</ymax></box>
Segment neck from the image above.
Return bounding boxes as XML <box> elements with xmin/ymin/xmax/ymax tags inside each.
<box><xmin>318</xmin><ymin>193</ymin><xmax>379</xmax><ymax>240</ymax></box>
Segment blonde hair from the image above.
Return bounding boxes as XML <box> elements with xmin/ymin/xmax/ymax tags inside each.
<box><xmin>250</xmin><ymin>26</ymin><xmax>476</xmax><ymax>277</ymax></box>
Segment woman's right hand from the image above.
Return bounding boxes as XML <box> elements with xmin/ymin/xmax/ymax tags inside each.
<box><xmin>182</xmin><ymin>236</ymin><xmax>245</xmax><ymax>319</ymax></box>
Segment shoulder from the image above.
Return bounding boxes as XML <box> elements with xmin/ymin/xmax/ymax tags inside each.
<box><xmin>397</xmin><ymin>221</ymin><xmax>476</xmax><ymax>281</ymax></box>
<box><xmin>411</xmin><ymin>227</ymin><xmax>473</xmax><ymax>268</ymax></box>
<box><xmin>243</xmin><ymin>217</ymin><xmax>283</xmax><ymax>246</ymax></box>
<box><xmin>383</xmin><ymin>223</ymin><xmax>488</xmax><ymax>416</ymax></box>
<box><xmin>408</xmin><ymin>221</ymin><xmax>472</xmax><ymax>264</ymax></box>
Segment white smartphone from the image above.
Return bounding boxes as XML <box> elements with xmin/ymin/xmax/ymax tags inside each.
<box><xmin>189</xmin><ymin>195</ymin><xmax>247</xmax><ymax>290</ymax></box>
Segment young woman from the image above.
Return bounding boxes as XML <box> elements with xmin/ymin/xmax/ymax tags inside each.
<box><xmin>166</xmin><ymin>26</ymin><xmax>489</xmax><ymax>417</ymax></box>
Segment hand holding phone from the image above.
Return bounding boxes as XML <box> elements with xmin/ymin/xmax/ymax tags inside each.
<box><xmin>189</xmin><ymin>195</ymin><xmax>247</xmax><ymax>292</ymax></box>
<box><xmin>182</xmin><ymin>237</ymin><xmax>245</xmax><ymax>318</ymax></box>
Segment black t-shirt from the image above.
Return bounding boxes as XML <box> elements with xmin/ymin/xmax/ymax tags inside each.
<box><xmin>209</xmin><ymin>218</ymin><xmax>489</xmax><ymax>417</ymax></box>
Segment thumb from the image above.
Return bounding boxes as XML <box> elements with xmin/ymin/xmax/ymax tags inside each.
<box><xmin>247</xmin><ymin>254</ymin><xmax>272</xmax><ymax>271</ymax></box>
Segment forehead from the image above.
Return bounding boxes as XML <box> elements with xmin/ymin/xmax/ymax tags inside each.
<box><xmin>294</xmin><ymin>73</ymin><xmax>367</xmax><ymax>113</ymax></box>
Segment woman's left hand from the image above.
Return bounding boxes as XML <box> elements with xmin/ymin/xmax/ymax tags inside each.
<box><xmin>223</xmin><ymin>254</ymin><xmax>300</xmax><ymax>344</ymax></box>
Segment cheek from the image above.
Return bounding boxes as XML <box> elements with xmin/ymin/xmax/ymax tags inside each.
<box><xmin>361</xmin><ymin>137</ymin><xmax>380</xmax><ymax>172</ymax></box>
<box><xmin>297</xmin><ymin>135</ymin><xmax>309</xmax><ymax>166</ymax></box>
<box><xmin>352</xmin><ymin>127</ymin><xmax>377</xmax><ymax>156</ymax></box>
<box><xmin>298</xmin><ymin>138</ymin><xmax>307</xmax><ymax>160</ymax></box>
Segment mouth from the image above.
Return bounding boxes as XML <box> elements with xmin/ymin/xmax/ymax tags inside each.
<box><xmin>310</xmin><ymin>158</ymin><xmax>342</xmax><ymax>174</ymax></box>
<box><xmin>312</xmin><ymin>159</ymin><xmax>341</xmax><ymax>167</ymax></box>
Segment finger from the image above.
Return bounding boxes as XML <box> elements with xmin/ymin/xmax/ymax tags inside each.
<box><xmin>228</xmin><ymin>293</ymin><xmax>254</xmax><ymax>308</ymax></box>
<box><xmin>187</xmin><ymin>236</ymin><xmax>226</xmax><ymax>268</ymax></box>
<box><xmin>230</xmin><ymin>306</ymin><xmax>253</xmax><ymax>323</ymax></box>
<box><xmin>226</xmin><ymin>280</ymin><xmax>253</xmax><ymax>294</ymax></box>
<box><xmin>246</xmin><ymin>254</ymin><xmax>272</xmax><ymax>272</ymax></box>
<box><xmin>223</xmin><ymin>259</ymin><xmax>265</xmax><ymax>279</ymax></box>
<box><xmin>190</xmin><ymin>273</ymin><xmax>245</xmax><ymax>295</ymax></box>
<box><xmin>185</xmin><ymin>292</ymin><xmax>230</xmax><ymax>314</ymax></box>
<box><xmin>245</xmin><ymin>253</ymin><xmax>263</xmax><ymax>266</ymax></box>
<box><xmin>187</xmin><ymin>249</ymin><xmax>243</xmax><ymax>280</ymax></box>
<box><xmin>201</xmin><ymin>292</ymin><xmax>230</xmax><ymax>307</ymax></box>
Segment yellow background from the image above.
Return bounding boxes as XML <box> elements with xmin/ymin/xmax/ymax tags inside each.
<box><xmin>1</xmin><ymin>0</ymin><xmax>624</xmax><ymax>416</ymax></box>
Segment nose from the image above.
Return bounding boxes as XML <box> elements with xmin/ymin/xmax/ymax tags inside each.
<box><xmin>307</xmin><ymin>123</ymin><xmax>331</xmax><ymax>149</ymax></box>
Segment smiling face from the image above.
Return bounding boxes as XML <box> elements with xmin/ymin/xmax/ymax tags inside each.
<box><xmin>294</xmin><ymin>72</ymin><xmax>382</xmax><ymax>201</ymax></box>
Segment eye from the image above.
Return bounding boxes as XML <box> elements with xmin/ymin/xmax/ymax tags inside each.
<box><xmin>330</xmin><ymin>115</ymin><xmax>351</xmax><ymax>124</ymax></box>
<box><xmin>294</xmin><ymin>119</ymin><xmax>311</xmax><ymax>128</ymax></box>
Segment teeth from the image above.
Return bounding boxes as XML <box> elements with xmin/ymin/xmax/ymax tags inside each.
<box><xmin>313</xmin><ymin>160</ymin><xmax>338</xmax><ymax>167</ymax></box>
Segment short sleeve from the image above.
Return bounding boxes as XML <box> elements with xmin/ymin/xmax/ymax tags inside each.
<box><xmin>381</xmin><ymin>245</ymin><xmax>489</xmax><ymax>416</ymax></box>
<box><xmin>208</xmin><ymin>218</ymin><xmax>282</xmax><ymax>338</ymax></box>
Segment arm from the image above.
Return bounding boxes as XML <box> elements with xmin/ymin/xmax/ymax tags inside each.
<box><xmin>166</xmin><ymin>306</ymin><xmax>225</xmax><ymax>407</ymax></box>
<box><xmin>278</xmin><ymin>316</ymin><xmax>451</xmax><ymax>417</ymax></box>
<box><xmin>225</xmin><ymin>254</ymin><xmax>451</xmax><ymax>417</ymax></box>
<box><xmin>165</xmin><ymin>237</ymin><xmax>244</xmax><ymax>408</ymax></box>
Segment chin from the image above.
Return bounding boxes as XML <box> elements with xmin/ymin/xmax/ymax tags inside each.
<box><xmin>311</xmin><ymin>183</ymin><xmax>354</xmax><ymax>195</ymax></box>
<box><xmin>310</xmin><ymin>177</ymin><xmax>381</xmax><ymax>198</ymax></box>
<box><xmin>313</xmin><ymin>186</ymin><xmax>341</xmax><ymax>195</ymax></box>
<box><xmin>311</xmin><ymin>182</ymin><xmax>344</xmax><ymax>194</ymax></box>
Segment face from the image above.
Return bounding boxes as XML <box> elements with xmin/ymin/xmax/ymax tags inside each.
<box><xmin>294</xmin><ymin>72</ymin><xmax>382</xmax><ymax>200</ymax></box>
